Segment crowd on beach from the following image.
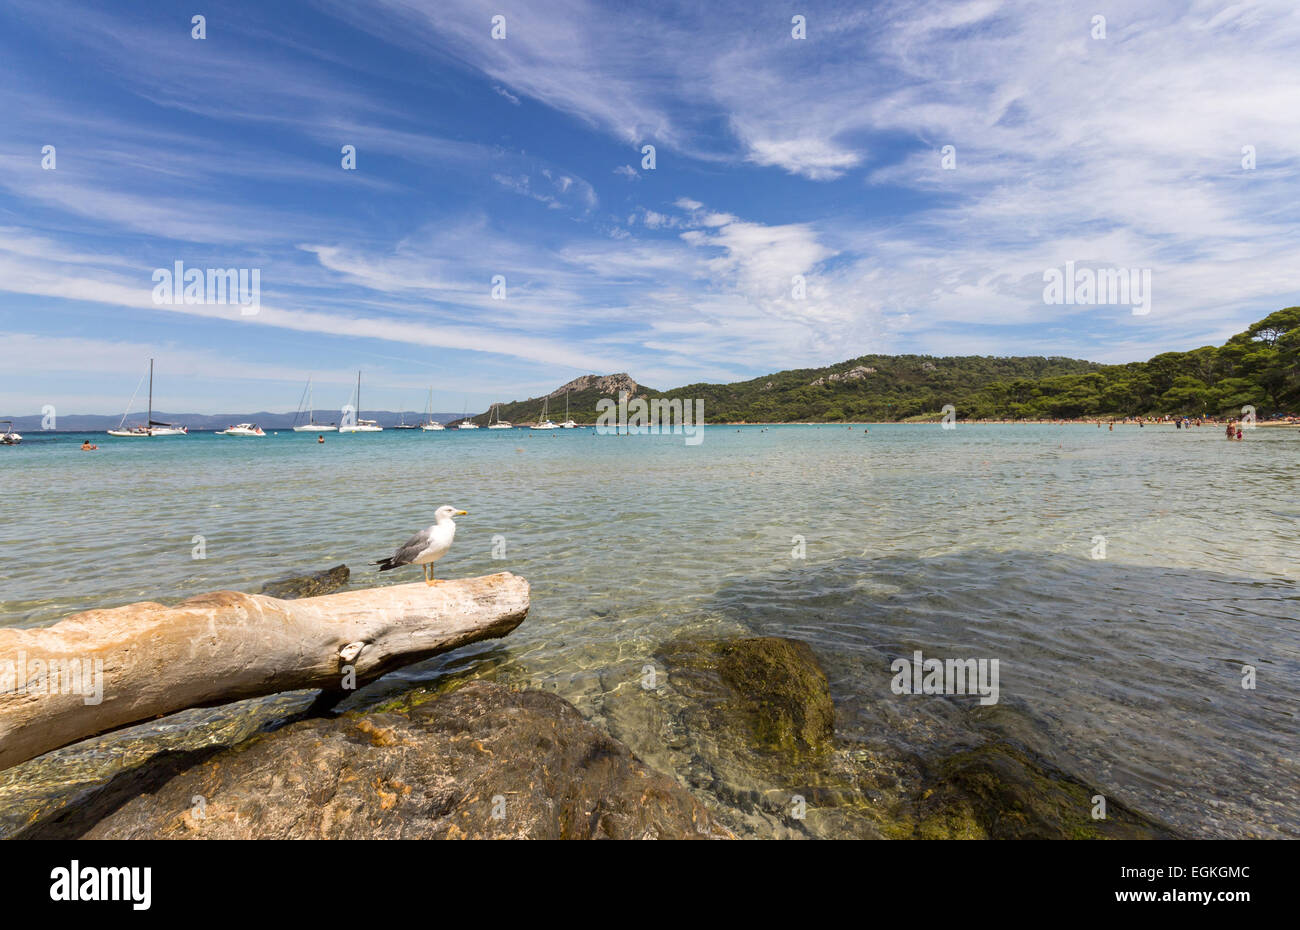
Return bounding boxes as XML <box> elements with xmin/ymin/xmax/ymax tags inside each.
<box><xmin>961</xmin><ymin>413</ymin><xmax>1299</xmax><ymax>431</ymax></box>
<box><xmin>1097</xmin><ymin>416</ymin><xmax>1257</xmax><ymax>438</ymax></box>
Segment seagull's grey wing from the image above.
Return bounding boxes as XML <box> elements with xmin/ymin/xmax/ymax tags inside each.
<box><xmin>386</xmin><ymin>528</ymin><xmax>432</xmax><ymax>566</ymax></box>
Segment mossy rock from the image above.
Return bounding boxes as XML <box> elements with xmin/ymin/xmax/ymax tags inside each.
<box><xmin>909</xmin><ymin>741</ymin><xmax>1181</xmax><ymax>839</ymax></box>
<box><xmin>259</xmin><ymin>564</ymin><xmax>349</xmax><ymax>599</ymax></box>
<box><xmin>656</xmin><ymin>636</ymin><xmax>834</xmax><ymax>759</ymax></box>
<box><xmin>362</xmin><ymin>670</ymin><xmax>477</xmax><ymax>714</ymax></box>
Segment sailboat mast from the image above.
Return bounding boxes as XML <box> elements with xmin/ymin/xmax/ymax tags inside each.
<box><xmin>307</xmin><ymin>375</ymin><xmax>313</xmax><ymax>424</ymax></box>
<box><xmin>357</xmin><ymin>370</ymin><xmax>362</xmax><ymax>422</ymax></box>
<box><xmin>148</xmin><ymin>358</ymin><xmax>153</xmax><ymax>434</ymax></box>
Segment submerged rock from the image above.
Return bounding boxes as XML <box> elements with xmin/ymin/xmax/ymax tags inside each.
<box><xmin>639</xmin><ymin>635</ymin><xmax>883</xmax><ymax>837</ymax></box>
<box><xmin>82</xmin><ymin>682</ymin><xmax>731</xmax><ymax>840</ymax></box>
<box><xmin>908</xmin><ymin>741</ymin><xmax>1180</xmax><ymax>839</ymax></box>
<box><xmin>636</xmin><ymin>635</ymin><xmax>1180</xmax><ymax>839</ymax></box>
<box><xmin>259</xmin><ymin>564</ymin><xmax>349</xmax><ymax>599</ymax></box>
<box><xmin>656</xmin><ymin>636</ymin><xmax>834</xmax><ymax>758</ymax></box>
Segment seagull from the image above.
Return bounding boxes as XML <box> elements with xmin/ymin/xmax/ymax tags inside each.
<box><xmin>375</xmin><ymin>505</ymin><xmax>467</xmax><ymax>585</ymax></box>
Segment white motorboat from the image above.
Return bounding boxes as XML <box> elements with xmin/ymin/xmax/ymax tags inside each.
<box><xmin>0</xmin><ymin>420</ymin><xmax>21</xmax><ymax>445</ymax></box>
<box><xmin>487</xmin><ymin>403</ymin><xmax>512</xmax><ymax>429</ymax></box>
<box><xmin>106</xmin><ymin>359</ymin><xmax>189</xmax><ymax>437</ymax></box>
<box><xmin>291</xmin><ymin>375</ymin><xmax>337</xmax><ymax>432</ymax></box>
<box><xmin>217</xmin><ymin>423</ymin><xmax>266</xmax><ymax>436</ymax></box>
<box><xmin>338</xmin><ymin>371</ymin><xmax>384</xmax><ymax>432</ymax></box>
<box><xmin>419</xmin><ymin>387</ymin><xmax>445</xmax><ymax>430</ymax></box>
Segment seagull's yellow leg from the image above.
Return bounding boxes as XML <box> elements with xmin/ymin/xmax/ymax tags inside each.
<box><xmin>423</xmin><ymin>564</ymin><xmax>433</xmax><ymax>586</ymax></box>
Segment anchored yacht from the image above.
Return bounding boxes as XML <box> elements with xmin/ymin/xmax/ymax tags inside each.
<box><xmin>106</xmin><ymin>359</ymin><xmax>188</xmax><ymax>437</ymax></box>
<box><xmin>291</xmin><ymin>376</ymin><xmax>337</xmax><ymax>431</ymax></box>
<box><xmin>338</xmin><ymin>371</ymin><xmax>384</xmax><ymax>432</ymax></box>
<box><xmin>530</xmin><ymin>395</ymin><xmax>559</xmax><ymax>430</ymax></box>
<box><xmin>419</xmin><ymin>388</ymin><xmax>445</xmax><ymax>430</ymax></box>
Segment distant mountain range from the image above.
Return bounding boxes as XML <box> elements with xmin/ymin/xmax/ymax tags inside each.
<box><xmin>4</xmin><ymin>411</ymin><xmax>464</xmax><ymax>433</ymax></box>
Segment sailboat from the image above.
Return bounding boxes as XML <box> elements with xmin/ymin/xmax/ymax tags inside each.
<box><xmin>487</xmin><ymin>403</ymin><xmax>512</xmax><ymax>429</ymax></box>
<box><xmin>393</xmin><ymin>403</ymin><xmax>418</xmax><ymax>429</ymax></box>
<box><xmin>291</xmin><ymin>376</ymin><xmax>337</xmax><ymax>432</ymax></box>
<box><xmin>107</xmin><ymin>359</ymin><xmax>188</xmax><ymax>437</ymax></box>
<box><xmin>560</xmin><ymin>390</ymin><xmax>577</xmax><ymax>428</ymax></box>
<box><xmin>530</xmin><ymin>395</ymin><xmax>559</xmax><ymax>430</ymax></box>
<box><xmin>419</xmin><ymin>388</ymin><xmax>445</xmax><ymax>430</ymax></box>
<box><xmin>457</xmin><ymin>398</ymin><xmax>480</xmax><ymax>429</ymax></box>
<box><xmin>337</xmin><ymin>370</ymin><xmax>383</xmax><ymax>432</ymax></box>
<box><xmin>0</xmin><ymin>420</ymin><xmax>21</xmax><ymax>445</ymax></box>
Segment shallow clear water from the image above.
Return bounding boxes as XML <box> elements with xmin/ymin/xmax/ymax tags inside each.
<box><xmin>2</xmin><ymin>423</ymin><xmax>1297</xmax><ymax>837</ymax></box>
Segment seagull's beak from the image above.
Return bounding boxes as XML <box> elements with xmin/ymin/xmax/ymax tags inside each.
<box><xmin>456</xmin><ymin>510</ymin><xmax>468</xmax><ymax>516</ymax></box>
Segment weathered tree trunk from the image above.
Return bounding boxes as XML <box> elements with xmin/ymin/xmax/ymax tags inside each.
<box><xmin>0</xmin><ymin>573</ymin><xmax>529</xmax><ymax>771</ymax></box>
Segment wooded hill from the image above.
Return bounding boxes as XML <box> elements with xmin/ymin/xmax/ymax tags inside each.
<box><xmin>467</xmin><ymin>308</ymin><xmax>1300</xmax><ymax>424</ymax></box>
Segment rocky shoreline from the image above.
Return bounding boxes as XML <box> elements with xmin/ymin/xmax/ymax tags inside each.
<box><xmin>2</xmin><ymin>649</ymin><xmax>1179</xmax><ymax>839</ymax></box>
<box><xmin>0</xmin><ymin>566</ymin><xmax>1182</xmax><ymax>840</ymax></box>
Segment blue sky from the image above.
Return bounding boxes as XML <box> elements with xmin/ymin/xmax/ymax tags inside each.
<box><xmin>2</xmin><ymin>0</ymin><xmax>1298</xmax><ymax>415</ymax></box>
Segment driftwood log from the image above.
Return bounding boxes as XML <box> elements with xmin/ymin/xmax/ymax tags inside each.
<box><xmin>0</xmin><ymin>572</ymin><xmax>529</xmax><ymax>771</ymax></box>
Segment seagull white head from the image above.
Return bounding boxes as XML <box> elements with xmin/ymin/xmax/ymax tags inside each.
<box><xmin>435</xmin><ymin>505</ymin><xmax>468</xmax><ymax>522</ymax></box>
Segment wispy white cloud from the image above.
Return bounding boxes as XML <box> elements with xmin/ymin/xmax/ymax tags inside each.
<box><xmin>3</xmin><ymin>0</ymin><xmax>1300</xmax><ymax>414</ymax></box>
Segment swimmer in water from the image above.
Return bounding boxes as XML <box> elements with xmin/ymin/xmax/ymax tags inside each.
<box><xmin>317</xmin><ymin>434</ymin><xmax>325</xmax><ymax>443</ymax></box>
<box><xmin>80</xmin><ymin>439</ymin><xmax>98</xmax><ymax>451</ymax></box>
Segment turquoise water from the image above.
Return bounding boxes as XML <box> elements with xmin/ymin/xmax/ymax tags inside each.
<box><xmin>2</xmin><ymin>423</ymin><xmax>1297</xmax><ymax>837</ymax></box>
